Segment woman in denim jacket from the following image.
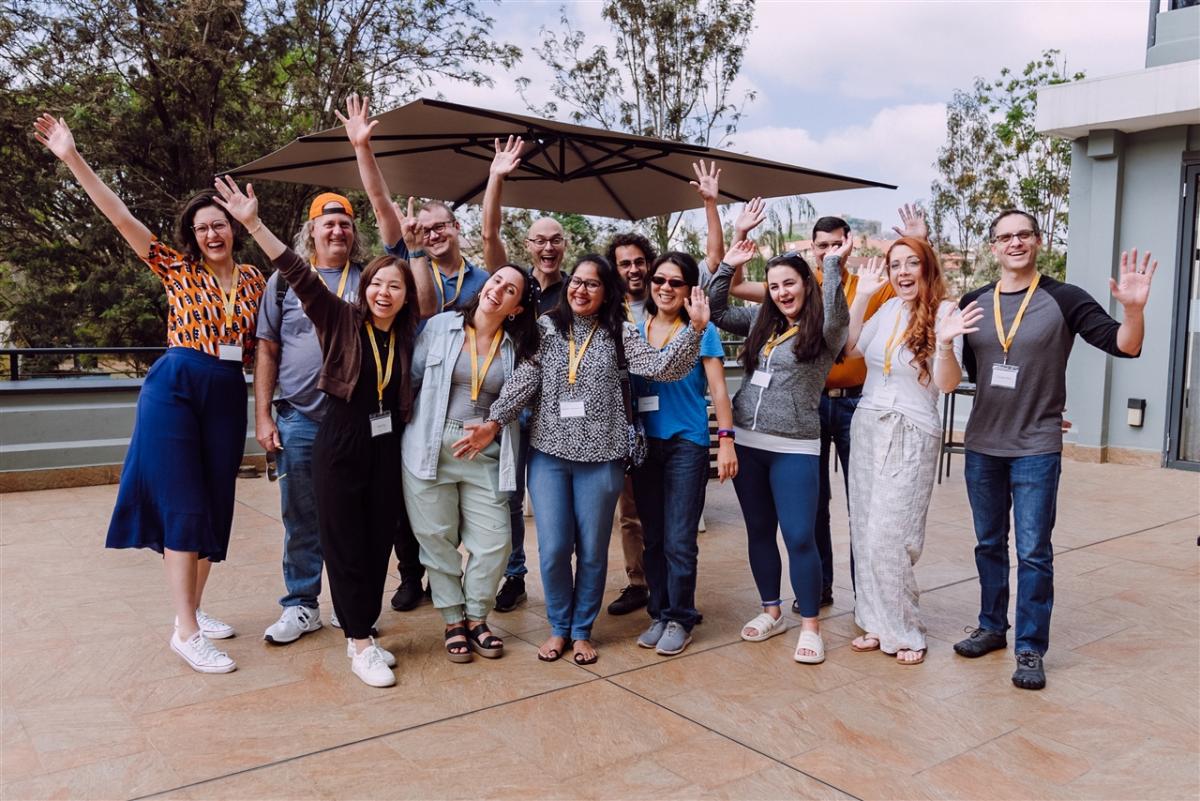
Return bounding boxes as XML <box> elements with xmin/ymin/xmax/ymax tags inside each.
<box><xmin>402</xmin><ymin>265</ymin><xmax>540</xmax><ymax>662</ymax></box>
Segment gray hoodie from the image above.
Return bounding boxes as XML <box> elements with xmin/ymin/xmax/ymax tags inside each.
<box><xmin>709</xmin><ymin>255</ymin><xmax>849</xmax><ymax>441</ymax></box>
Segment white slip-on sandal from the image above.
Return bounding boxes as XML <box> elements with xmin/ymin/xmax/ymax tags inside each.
<box><xmin>741</xmin><ymin>612</ymin><xmax>787</xmax><ymax>642</ymax></box>
<box><xmin>793</xmin><ymin>629</ymin><xmax>825</xmax><ymax>664</ymax></box>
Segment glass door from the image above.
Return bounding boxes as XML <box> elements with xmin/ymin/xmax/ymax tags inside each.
<box><xmin>1168</xmin><ymin>163</ymin><xmax>1200</xmax><ymax>468</ymax></box>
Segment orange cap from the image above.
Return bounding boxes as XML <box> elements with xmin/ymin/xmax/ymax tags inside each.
<box><xmin>308</xmin><ymin>192</ymin><xmax>353</xmax><ymax>220</ymax></box>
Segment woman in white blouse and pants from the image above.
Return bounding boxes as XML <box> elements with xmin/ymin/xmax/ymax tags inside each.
<box><xmin>843</xmin><ymin>237</ymin><xmax>983</xmax><ymax>664</ymax></box>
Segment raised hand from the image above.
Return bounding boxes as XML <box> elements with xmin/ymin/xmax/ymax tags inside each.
<box><xmin>336</xmin><ymin>93</ymin><xmax>378</xmax><ymax>150</ymax></box>
<box><xmin>33</xmin><ymin>113</ymin><xmax>78</xmax><ymax>161</ymax></box>
<box><xmin>212</xmin><ymin>175</ymin><xmax>259</xmax><ymax>226</ymax></box>
<box><xmin>690</xmin><ymin>160</ymin><xmax>721</xmax><ymax>203</ymax></box>
<box><xmin>397</xmin><ymin>197</ymin><xmax>420</xmax><ymax>250</ymax></box>
<box><xmin>724</xmin><ymin>238</ymin><xmax>757</xmax><ymax>270</ymax></box>
<box><xmin>832</xmin><ymin>230</ymin><xmax>855</xmax><ymax>266</ymax></box>
<box><xmin>490</xmin><ymin>135</ymin><xmax>525</xmax><ymax>178</ymax></box>
<box><xmin>683</xmin><ymin>286</ymin><xmax>711</xmax><ymax>332</ymax></box>
<box><xmin>1109</xmin><ymin>249</ymin><xmax>1157</xmax><ymax>310</ymax></box>
<box><xmin>891</xmin><ymin>203</ymin><xmax>929</xmax><ymax>240</ymax></box>
<box><xmin>856</xmin><ymin>257</ymin><xmax>889</xmax><ymax>297</ymax></box>
<box><xmin>734</xmin><ymin>197</ymin><xmax>767</xmax><ymax>237</ymax></box>
<box><xmin>936</xmin><ymin>300</ymin><xmax>984</xmax><ymax>344</ymax></box>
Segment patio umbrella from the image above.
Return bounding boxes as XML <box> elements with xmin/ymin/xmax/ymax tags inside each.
<box><xmin>227</xmin><ymin>98</ymin><xmax>894</xmax><ymax>220</ymax></box>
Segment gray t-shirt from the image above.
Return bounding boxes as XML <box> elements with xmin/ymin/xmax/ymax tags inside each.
<box><xmin>960</xmin><ymin>275</ymin><xmax>1131</xmax><ymax>457</ymax></box>
<box><xmin>446</xmin><ymin>344</ymin><xmax>504</xmax><ymax>423</ymax></box>
<box><xmin>256</xmin><ymin>265</ymin><xmax>362</xmax><ymax>421</ymax></box>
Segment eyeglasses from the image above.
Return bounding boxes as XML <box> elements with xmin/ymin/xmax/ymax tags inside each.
<box><xmin>568</xmin><ymin>276</ymin><xmax>602</xmax><ymax>292</ymax></box>
<box><xmin>650</xmin><ymin>275</ymin><xmax>687</xmax><ymax>288</ymax></box>
<box><xmin>527</xmin><ymin>236</ymin><xmax>565</xmax><ymax>249</ymax></box>
<box><xmin>991</xmin><ymin>229</ymin><xmax>1038</xmax><ymax>245</ymax></box>
<box><xmin>421</xmin><ymin>221</ymin><xmax>456</xmax><ymax>238</ymax></box>
<box><xmin>192</xmin><ymin>221</ymin><xmax>230</xmax><ymax>236</ymax></box>
<box><xmin>617</xmin><ymin>257</ymin><xmax>647</xmax><ymax>269</ymax></box>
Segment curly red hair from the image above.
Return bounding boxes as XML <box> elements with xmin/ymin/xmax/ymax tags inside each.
<box><xmin>886</xmin><ymin>237</ymin><xmax>948</xmax><ymax>386</ymax></box>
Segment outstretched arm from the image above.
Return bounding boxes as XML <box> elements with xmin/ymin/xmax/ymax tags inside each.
<box><xmin>690</xmin><ymin>161</ymin><xmax>725</xmax><ymax>272</ymax></box>
<box><xmin>729</xmin><ymin>198</ymin><xmax>767</xmax><ymax>303</ymax></box>
<box><xmin>843</xmin><ymin>257</ymin><xmax>888</xmax><ymax>357</ymax></box>
<box><xmin>337</xmin><ymin>94</ymin><xmax>403</xmax><ymax>248</ymax></box>
<box><xmin>482</xmin><ymin>136</ymin><xmax>524</xmax><ymax>271</ymax></box>
<box><xmin>34</xmin><ymin>114</ymin><xmax>154</xmax><ymax>257</ymax></box>
<box><xmin>392</xmin><ymin>196</ymin><xmax>438</xmax><ymax>319</ymax></box>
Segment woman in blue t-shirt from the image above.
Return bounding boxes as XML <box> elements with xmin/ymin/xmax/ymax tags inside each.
<box><xmin>630</xmin><ymin>252</ymin><xmax>737</xmax><ymax>656</ymax></box>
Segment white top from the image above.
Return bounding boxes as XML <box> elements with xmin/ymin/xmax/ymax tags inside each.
<box><xmin>735</xmin><ymin>427</ymin><xmax>820</xmax><ymax>456</ymax></box>
<box><xmin>858</xmin><ymin>298</ymin><xmax>962</xmax><ymax>437</ymax></box>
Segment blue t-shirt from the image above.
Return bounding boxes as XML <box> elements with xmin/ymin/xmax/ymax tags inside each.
<box><xmin>383</xmin><ymin>240</ymin><xmax>487</xmax><ymax>311</ymax></box>
<box><xmin>632</xmin><ymin>321</ymin><xmax>724</xmax><ymax>448</ymax></box>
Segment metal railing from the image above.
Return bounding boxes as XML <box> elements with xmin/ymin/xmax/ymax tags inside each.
<box><xmin>1</xmin><ymin>348</ymin><xmax>167</xmax><ymax>382</ymax></box>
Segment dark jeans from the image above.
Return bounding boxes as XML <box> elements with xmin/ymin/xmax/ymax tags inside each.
<box><xmin>275</xmin><ymin>402</ymin><xmax>323</xmax><ymax>608</ymax></box>
<box><xmin>631</xmin><ymin>436</ymin><xmax>708</xmax><ymax>630</ymax></box>
<box><xmin>816</xmin><ymin>394</ymin><xmax>858</xmax><ymax>590</ymax></box>
<box><xmin>504</xmin><ymin>414</ymin><xmax>532</xmax><ymax>578</ymax></box>
<box><xmin>964</xmin><ymin>450</ymin><xmax>1062</xmax><ymax>656</ymax></box>
<box><xmin>732</xmin><ymin>444</ymin><xmax>822</xmax><ymax>616</ymax></box>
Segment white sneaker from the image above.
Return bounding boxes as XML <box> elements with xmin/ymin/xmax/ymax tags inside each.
<box><xmin>175</xmin><ymin>610</ymin><xmax>235</xmax><ymax>639</ymax></box>
<box><xmin>170</xmin><ymin>630</ymin><xmax>236</xmax><ymax>673</ymax></box>
<box><xmin>345</xmin><ymin>636</ymin><xmax>396</xmax><ymax>667</ymax></box>
<box><xmin>264</xmin><ymin>605</ymin><xmax>322</xmax><ymax>645</ymax></box>
<box><xmin>350</xmin><ymin>641</ymin><xmax>395</xmax><ymax>687</ymax></box>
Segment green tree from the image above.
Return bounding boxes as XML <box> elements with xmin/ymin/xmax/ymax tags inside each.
<box><xmin>519</xmin><ymin>0</ymin><xmax>757</xmax><ymax>253</ymax></box>
<box><xmin>0</xmin><ymin>0</ymin><xmax>518</xmax><ymax>355</ymax></box>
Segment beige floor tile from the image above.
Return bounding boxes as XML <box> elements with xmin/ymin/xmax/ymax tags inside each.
<box><xmin>701</xmin><ymin>763</ymin><xmax>857</xmax><ymax>800</ymax></box>
<box><xmin>0</xmin><ymin>749</ymin><xmax>184</xmax><ymax>801</ymax></box>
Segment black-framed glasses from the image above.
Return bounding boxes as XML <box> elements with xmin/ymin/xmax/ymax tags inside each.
<box><xmin>421</xmin><ymin>221</ymin><xmax>456</xmax><ymax>238</ymax></box>
<box><xmin>527</xmin><ymin>236</ymin><xmax>565</xmax><ymax>248</ymax></box>
<box><xmin>991</xmin><ymin>229</ymin><xmax>1038</xmax><ymax>245</ymax></box>
<box><xmin>650</xmin><ymin>275</ymin><xmax>687</xmax><ymax>288</ymax></box>
<box><xmin>568</xmin><ymin>276</ymin><xmax>602</xmax><ymax>292</ymax></box>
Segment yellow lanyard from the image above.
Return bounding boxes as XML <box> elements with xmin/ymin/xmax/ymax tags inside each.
<box><xmin>466</xmin><ymin>325</ymin><xmax>502</xmax><ymax>401</ymax></box>
<box><xmin>567</xmin><ymin>321</ymin><xmax>599</xmax><ymax>384</ymax></box>
<box><xmin>623</xmin><ymin>299</ymin><xmax>636</xmax><ymax>324</ymax></box>
<box><xmin>312</xmin><ymin>261</ymin><xmax>351</xmax><ymax>299</ymax></box>
<box><xmin>204</xmin><ymin>262</ymin><xmax>239</xmax><ymax>333</ymax></box>
<box><xmin>993</xmin><ymin>273</ymin><xmax>1041</xmax><ymax>364</ymax></box>
<box><xmin>434</xmin><ymin>258</ymin><xmax>467</xmax><ymax>309</ymax></box>
<box><xmin>646</xmin><ymin>315</ymin><xmax>683</xmax><ymax>350</ymax></box>
<box><xmin>882</xmin><ymin>308</ymin><xmax>905</xmax><ymax>378</ymax></box>
<box><xmin>364</xmin><ymin>322</ymin><xmax>396</xmax><ymax>412</ymax></box>
<box><xmin>762</xmin><ymin>325</ymin><xmax>799</xmax><ymax>358</ymax></box>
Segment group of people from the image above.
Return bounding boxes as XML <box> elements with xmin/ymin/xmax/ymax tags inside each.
<box><xmin>33</xmin><ymin>95</ymin><xmax>1156</xmax><ymax>692</ymax></box>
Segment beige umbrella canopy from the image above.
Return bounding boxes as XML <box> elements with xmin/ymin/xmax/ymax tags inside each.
<box><xmin>227</xmin><ymin>98</ymin><xmax>894</xmax><ymax>220</ymax></box>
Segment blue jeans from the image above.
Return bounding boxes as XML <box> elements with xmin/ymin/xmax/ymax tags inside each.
<box><xmin>504</xmin><ymin>414</ymin><xmax>532</xmax><ymax>578</ymax></box>
<box><xmin>275</xmin><ymin>402</ymin><xmax>323</xmax><ymax>608</ymax></box>
<box><xmin>631</xmin><ymin>437</ymin><xmax>708</xmax><ymax>630</ymax></box>
<box><xmin>732</xmin><ymin>444</ymin><xmax>822</xmax><ymax>616</ymax></box>
<box><xmin>964</xmin><ymin>450</ymin><xmax>1062</xmax><ymax>655</ymax></box>
<box><xmin>526</xmin><ymin>448</ymin><xmax>625</xmax><ymax>641</ymax></box>
<box><xmin>816</xmin><ymin>394</ymin><xmax>858</xmax><ymax>590</ymax></box>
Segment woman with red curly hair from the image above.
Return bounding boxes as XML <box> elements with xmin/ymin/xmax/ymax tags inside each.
<box><xmin>843</xmin><ymin>237</ymin><xmax>983</xmax><ymax>665</ymax></box>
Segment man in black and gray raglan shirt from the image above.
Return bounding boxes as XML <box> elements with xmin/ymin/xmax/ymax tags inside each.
<box><xmin>952</xmin><ymin>209</ymin><xmax>1156</xmax><ymax>691</ymax></box>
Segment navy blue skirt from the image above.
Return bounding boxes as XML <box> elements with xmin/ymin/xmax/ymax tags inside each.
<box><xmin>106</xmin><ymin>347</ymin><xmax>247</xmax><ymax>562</ymax></box>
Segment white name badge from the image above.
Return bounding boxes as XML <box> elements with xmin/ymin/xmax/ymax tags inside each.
<box><xmin>369</xmin><ymin>412</ymin><xmax>393</xmax><ymax>437</ymax></box>
<box><xmin>637</xmin><ymin>396</ymin><xmax>660</xmax><ymax>413</ymax></box>
<box><xmin>559</xmin><ymin>400</ymin><xmax>586</xmax><ymax>418</ymax></box>
<box><xmin>463</xmin><ymin>417</ymin><xmax>485</xmax><ymax>428</ymax></box>
<box><xmin>218</xmin><ymin>344</ymin><xmax>243</xmax><ymax>362</ymax></box>
<box><xmin>750</xmin><ymin>370</ymin><xmax>772</xmax><ymax>388</ymax></box>
<box><xmin>991</xmin><ymin>363</ymin><xmax>1019</xmax><ymax>389</ymax></box>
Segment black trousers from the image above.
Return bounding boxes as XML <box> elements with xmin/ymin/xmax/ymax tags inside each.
<box><xmin>313</xmin><ymin>417</ymin><xmax>408</xmax><ymax>640</ymax></box>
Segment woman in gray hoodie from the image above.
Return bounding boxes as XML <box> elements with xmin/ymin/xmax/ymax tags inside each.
<box><xmin>709</xmin><ymin>238</ymin><xmax>850</xmax><ymax>664</ymax></box>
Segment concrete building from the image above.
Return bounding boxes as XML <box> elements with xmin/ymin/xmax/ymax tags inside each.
<box><xmin>1036</xmin><ymin>0</ymin><xmax>1200</xmax><ymax>469</ymax></box>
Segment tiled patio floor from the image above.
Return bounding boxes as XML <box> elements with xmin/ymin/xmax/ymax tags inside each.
<box><xmin>1</xmin><ymin>459</ymin><xmax>1197</xmax><ymax>800</ymax></box>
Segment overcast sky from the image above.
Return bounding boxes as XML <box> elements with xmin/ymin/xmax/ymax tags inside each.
<box><xmin>429</xmin><ymin>0</ymin><xmax>1151</xmax><ymax>231</ymax></box>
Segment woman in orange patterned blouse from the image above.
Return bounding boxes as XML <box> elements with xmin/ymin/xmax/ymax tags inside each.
<box><xmin>35</xmin><ymin>113</ymin><xmax>266</xmax><ymax>675</ymax></box>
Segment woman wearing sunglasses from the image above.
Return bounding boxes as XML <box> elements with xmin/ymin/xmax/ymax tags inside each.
<box><xmin>457</xmin><ymin>254</ymin><xmax>707</xmax><ymax>665</ymax></box>
<box><xmin>628</xmin><ymin>253</ymin><xmax>736</xmax><ymax>656</ymax></box>
<box><xmin>711</xmin><ymin>238</ymin><xmax>851</xmax><ymax>664</ymax></box>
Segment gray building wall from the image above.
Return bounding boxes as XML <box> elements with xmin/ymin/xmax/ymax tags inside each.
<box><xmin>1063</xmin><ymin>123</ymin><xmax>1200</xmax><ymax>459</ymax></box>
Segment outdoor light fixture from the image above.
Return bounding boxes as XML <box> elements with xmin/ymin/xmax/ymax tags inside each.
<box><xmin>1127</xmin><ymin>398</ymin><xmax>1146</xmax><ymax>427</ymax></box>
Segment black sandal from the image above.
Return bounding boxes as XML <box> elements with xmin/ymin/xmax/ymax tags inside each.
<box><xmin>444</xmin><ymin>624</ymin><xmax>473</xmax><ymax>663</ymax></box>
<box><xmin>466</xmin><ymin>622</ymin><xmax>504</xmax><ymax>659</ymax></box>
<box><xmin>572</xmin><ymin>644</ymin><xmax>598</xmax><ymax>665</ymax></box>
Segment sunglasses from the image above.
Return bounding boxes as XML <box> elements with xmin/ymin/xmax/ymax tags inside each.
<box><xmin>650</xmin><ymin>275</ymin><xmax>687</xmax><ymax>288</ymax></box>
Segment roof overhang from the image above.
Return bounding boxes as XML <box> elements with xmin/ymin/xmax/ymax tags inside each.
<box><xmin>1035</xmin><ymin>60</ymin><xmax>1200</xmax><ymax>140</ymax></box>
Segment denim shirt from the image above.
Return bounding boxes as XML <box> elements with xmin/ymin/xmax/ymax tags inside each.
<box><xmin>401</xmin><ymin>311</ymin><xmax>521</xmax><ymax>492</ymax></box>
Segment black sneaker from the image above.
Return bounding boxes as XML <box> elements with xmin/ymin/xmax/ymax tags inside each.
<box><xmin>494</xmin><ymin>576</ymin><xmax>527</xmax><ymax>612</ymax></box>
<box><xmin>792</xmin><ymin>586</ymin><xmax>834</xmax><ymax>614</ymax></box>
<box><xmin>1012</xmin><ymin>651</ymin><xmax>1046</xmax><ymax>690</ymax></box>
<box><xmin>390</xmin><ymin>575</ymin><xmax>426</xmax><ymax>612</ymax></box>
<box><xmin>607</xmin><ymin>585</ymin><xmax>649</xmax><ymax>615</ymax></box>
<box><xmin>953</xmin><ymin>627</ymin><xmax>1007</xmax><ymax>658</ymax></box>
